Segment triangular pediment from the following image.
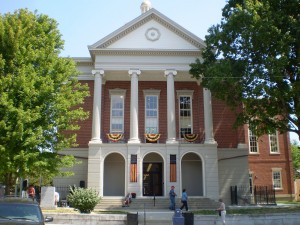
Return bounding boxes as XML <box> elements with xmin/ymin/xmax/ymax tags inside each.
<box><xmin>88</xmin><ymin>8</ymin><xmax>205</xmax><ymax>57</ymax></box>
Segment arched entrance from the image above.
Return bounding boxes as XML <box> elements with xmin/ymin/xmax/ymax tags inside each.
<box><xmin>143</xmin><ymin>153</ymin><xmax>164</xmax><ymax>196</ymax></box>
<box><xmin>181</xmin><ymin>153</ymin><xmax>203</xmax><ymax>196</ymax></box>
<box><xmin>103</xmin><ymin>153</ymin><xmax>125</xmax><ymax>196</ymax></box>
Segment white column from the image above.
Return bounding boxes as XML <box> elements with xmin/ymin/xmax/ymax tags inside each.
<box><xmin>203</xmin><ymin>88</ymin><xmax>216</xmax><ymax>144</ymax></box>
<box><xmin>128</xmin><ymin>69</ymin><xmax>141</xmax><ymax>143</ymax></box>
<box><xmin>91</xmin><ymin>70</ymin><xmax>104</xmax><ymax>142</ymax></box>
<box><xmin>164</xmin><ymin>69</ymin><xmax>178</xmax><ymax>144</ymax></box>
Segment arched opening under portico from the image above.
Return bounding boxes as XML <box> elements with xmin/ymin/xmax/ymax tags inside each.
<box><xmin>181</xmin><ymin>152</ymin><xmax>203</xmax><ymax>196</ymax></box>
<box><xmin>143</xmin><ymin>152</ymin><xmax>164</xmax><ymax>196</ymax></box>
<box><xmin>103</xmin><ymin>153</ymin><xmax>125</xmax><ymax>196</ymax></box>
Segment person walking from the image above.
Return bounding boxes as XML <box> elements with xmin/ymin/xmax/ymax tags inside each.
<box><xmin>180</xmin><ymin>188</ymin><xmax>188</xmax><ymax>211</ymax></box>
<box><xmin>216</xmin><ymin>198</ymin><xmax>226</xmax><ymax>225</ymax></box>
<box><xmin>27</xmin><ymin>185</ymin><xmax>35</xmax><ymax>201</ymax></box>
<box><xmin>169</xmin><ymin>186</ymin><xmax>176</xmax><ymax>210</ymax></box>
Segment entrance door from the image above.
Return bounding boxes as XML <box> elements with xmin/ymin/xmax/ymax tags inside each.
<box><xmin>143</xmin><ymin>163</ymin><xmax>163</xmax><ymax>196</ymax></box>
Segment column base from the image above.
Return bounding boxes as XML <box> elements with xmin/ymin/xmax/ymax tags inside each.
<box><xmin>128</xmin><ymin>138</ymin><xmax>140</xmax><ymax>144</ymax></box>
<box><xmin>166</xmin><ymin>138</ymin><xmax>178</xmax><ymax>144</ymax></box>
<box><xmin>89</xmin><ymin>139</ymin><xmax>102</xmax><ymax>144</ymax></box>
<box><xmin>204</xmin><ymin>139</ymin><xmax>217</xmax><ymax>144</ymax></box>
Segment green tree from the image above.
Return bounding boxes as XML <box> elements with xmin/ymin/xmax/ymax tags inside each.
<box><xmin>190</xmin><ymin>0</ymin><xmax>300</xmax><ymax>140</ymax></box>
<box><xmin>291</xmin><ymin>142</ymin><xmax>300</xmax><ymax>179</ymax></box>
<box><xmin>0</xmin><ymin>9</ymin><xmax>90</xmax><ymax>193</ymax></box>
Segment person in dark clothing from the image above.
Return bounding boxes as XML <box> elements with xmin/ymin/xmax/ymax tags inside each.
<box><xmin>169</xmin><ymin>186</ymin><xmax>177</xmax><ymax>210</ymax></box>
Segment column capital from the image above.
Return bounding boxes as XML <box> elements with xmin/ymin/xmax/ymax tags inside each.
<box><xmin>128</xmin><ymin>69</ymin><xmax>141</xmax><ymax>76</ymax></box>
<box><xmin>92</xmin><ymin>69</ymin><xmax>104</xmax><ymax>76</ymax></box>
<box><xmin>164</xmin><ymin>69</ymin><xmax>177</xmax><ymax>77</ymax></box>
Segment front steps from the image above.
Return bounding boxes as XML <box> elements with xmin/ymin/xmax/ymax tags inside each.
<box><xmin>96</xmin><ymin>197</ymin><xmax>218</xmax><ymax>210</ymax></box>
<box><xmin>95</xmin><ymin>197</ymin><xmax>123</xmax><ymax>210</ymax></box>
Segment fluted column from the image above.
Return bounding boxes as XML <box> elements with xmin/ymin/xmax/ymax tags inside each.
<box><xmin>203</xmin><ymin>88</ymin><xmax>216</xmax><ymax>144</ymax></box>
<box><xmin>128</xmin><ymin>69</ymin><xmax>141</xmax><ymax>144</ymax></box>
<box><xmin>91</xmin><ymin>70</ymin><xmax>104</xmax><ymax>142</ymax></box>
<box><xmin>165</xmin><ymin>69</ymin><xmax>178</xmax><ymax>144</ymax></box>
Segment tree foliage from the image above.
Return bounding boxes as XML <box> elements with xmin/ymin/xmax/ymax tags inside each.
<box><xmin>0</xmin><ymin>9</ymin><xmax>90</xmax><ymax>191</ymax></box>
<box><xmin>190</xmin><ymin>0</ymin><xmax>300</xmax><ymax>140</ymax></box>
<box><xmin>291</xmin><ymin>142</ymin><xmax>300</xmax><ymax>179</ymax></box>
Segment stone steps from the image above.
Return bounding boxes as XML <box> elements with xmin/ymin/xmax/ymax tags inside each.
<box><xmin>96</xmin><ymin>197</ymin><xmax>218</xmax><ymax>210</ymax></box>
<box><xmin>95</xmin><ymin>197</ymin><xmax>123</xmax><ymax>210</ymax></box>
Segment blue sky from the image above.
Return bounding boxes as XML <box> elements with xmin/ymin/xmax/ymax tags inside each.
<box><xmin>1</xmin><ymin>0</ymin><xmax>299</xmax><ymax>144</ymax></box>
<box><xmin>1</xmin><ymin>0</ymin><xmax>225</xmax><ymax>57</ymax></box>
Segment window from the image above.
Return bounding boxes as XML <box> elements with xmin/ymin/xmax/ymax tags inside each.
<box><xmin>144</xmin><ymin>90</ymin><xmax>160</xmax><ymax>143</ymax></box>
<box><xmin>110</xmin><ymin>89</ymin><xmax>126</xmax><ymax>133</ymax></box>
<box><xmin>177</xmin><ymin>90</ymin><xmax>194</xmax><ymax>138</ymax></box>
<box><xmin>269</xmin><ymin>132</ymin><xmax>279</xmax><ymax>153</ymax></box>
<box><xmin>272</xmin><ymin>169</ymin><xmax>282</xmax><ymax>189</ymax></box>
<box><xmin>249</xmin><ymin>172</ymin><xmax>253</xmax><ymax>194</ymax></box>
<box><xmin>249</xmin><ymin>129</ymin><xmax>259</xmax><ymax>153</ymax></box>
<box><xmin>145</xmin><ymin>95</ymin><xmax>158</xmax><ymax>134</ymax></box>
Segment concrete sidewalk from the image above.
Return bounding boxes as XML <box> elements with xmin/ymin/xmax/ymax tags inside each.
<box><xmin>46</xmin><ymin>208</ymin><xmax>300</xmax><ymax>225</ymax></box>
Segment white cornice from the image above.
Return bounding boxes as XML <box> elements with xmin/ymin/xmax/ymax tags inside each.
<box><xmin>73</xmin><ymin>57</ymin><xmax>94</xmax><ymax>66</ymax></box>
<box><xmin>89</xmin><ymin>49</ymin><xmax>201</xmax><ymax>57</ymax></box>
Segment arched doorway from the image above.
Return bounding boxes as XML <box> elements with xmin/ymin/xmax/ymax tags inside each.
<box><xmin>143</xmin><ymin>153</ymin><xmax>164</xmax><ymax>196</ymax></box>
<box><xmin>181</xmin><ymin>153</ymin><xmax>203</xmax><ymax>196</ymax></box>
<box><xmin>103</xmin><ymin>153</ymin><xmax>125</xmax><ymax>196</ymax></box>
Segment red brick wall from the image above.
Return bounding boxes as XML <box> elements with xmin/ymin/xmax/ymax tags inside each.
<box><xmin>101</xmin><ymin>81</ymin><xmax>204</xmax><ymax>143</ymax></box>
<box><xmin>248</xmin><ymin>132</ymin><xmax>294</xmax><ymax>195</ymax></box>
<box><xmin>75</xmin><ymin>80</ymin><xmax>207</xmax><ymax>144</ymax></box>
<box><xmin>174</xmin><ymin>82</ymin><xmax>205</xmax><ymax>142</ymax></box>
<box><xmin>72</xmin><ymin>80</ymin><xmax>94</xmax><ymax>148</ymax></box>
<box><xmin>212</xmin><ymin>98</ymin><xmax>240</xmax><ymax>148</ymax></box>
<box><xmin>102</xmin><ymin>81</ymin><xmax>131</xmax><ymax>142</ymax></box>
<box><xmin>75</xmin><ymin>80</ymin><xmax>250</xmax><ymax>146</ymax></box>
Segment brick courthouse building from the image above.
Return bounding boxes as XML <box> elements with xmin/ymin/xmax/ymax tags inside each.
<box><xmin>54</xmin><ymin>1</ymin><xmax>294</xmax><ymax>204</ymax></box>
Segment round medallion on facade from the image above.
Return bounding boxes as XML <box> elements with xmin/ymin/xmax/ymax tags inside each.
<box><xmin>145</xmin><ymin>27</ymin><xmax>160</xmax><ymax>41</ymax></box>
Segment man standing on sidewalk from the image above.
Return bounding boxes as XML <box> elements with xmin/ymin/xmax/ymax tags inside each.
<box><xmin>169</xmin><ymin>186</ymin><xmax>177</xmax><ymax>210</ymax></box>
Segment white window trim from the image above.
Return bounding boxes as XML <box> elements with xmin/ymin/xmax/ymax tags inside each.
<box><xmin>269</xmin><ymin>131</ymin><xmax>280</xmax><ymax>154</ymax></box>
<box><xmin>272</xmin><ymin>168</ymin><xmax>283</xmax><ymax>190</ymax></box>
<box><xmin>177</xmin><ymin>90</ymin><xmax>194</xmax><ymax>139</ymax></box>
<box><xmin>143</xmin><ymin>89</ymin><xmax>161</xmax><ymax>98</ymax></box>
<box><xmin>109</xmin><ymin>89</ymin><xmax>126</xmax><ymax>133</ymax></box>
<box><xmin>109</xmin><ymin>89</ymin><xmax>127</xmax><ymax>97</ymax></box>
<box><xmin>248</xmin><ymin>128</ymin><xmax>259</xmax><ymax>154</ymax></box>
<box><xmin>143</xmin><ymin>90</ymin><xmax>160</xmax><ymax>135</ymax></box>
<box><xmin>176</xmin><ymin>90</ymin><xmax>194</xmax><ymax>99</ymax></box>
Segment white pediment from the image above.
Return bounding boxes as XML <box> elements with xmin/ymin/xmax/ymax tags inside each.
<box><xmin>88</xmin><ymin>9</ymin><xmax>206</xmax><ymax>57</ymax></box>
<box><xmin>107</xmin><ymin>20</ymin><xmax>197</xmax><ymax>50</ymax></box>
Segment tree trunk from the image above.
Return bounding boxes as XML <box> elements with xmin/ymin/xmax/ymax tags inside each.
<box><xmin>4</xmin><ymin>173</ymin><xmax>17</xmax><ymax>196</ymax></box>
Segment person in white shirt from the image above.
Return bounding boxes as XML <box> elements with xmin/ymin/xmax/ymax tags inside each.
<box><xmin>216</xmin><ymin>198</ymin><xmax>226</xmax><ymax>225</ymax></box>
<box><xmin>54</xmin><ymin>191</ymin><xmax>60</xmax><ymax>206</ymax></box>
